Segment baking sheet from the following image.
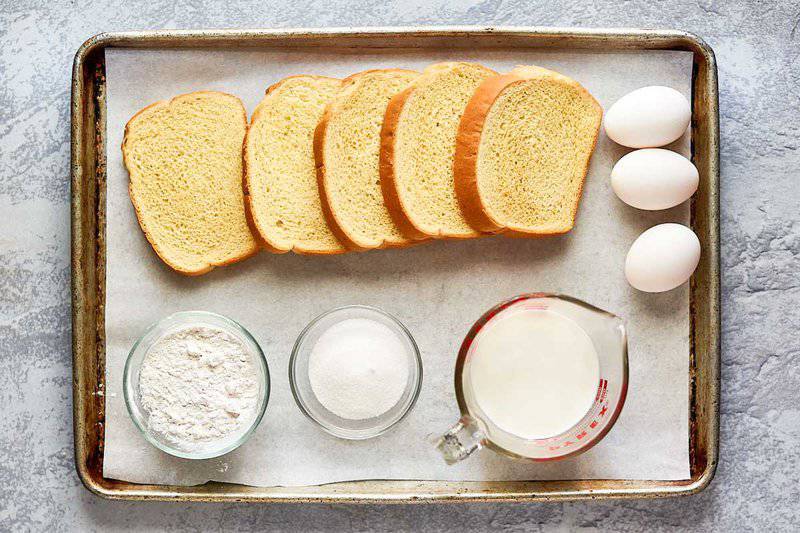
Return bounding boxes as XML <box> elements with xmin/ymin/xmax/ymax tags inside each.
<box><xmin>103</xmin><ymin>47</ymin><xmax>693</xmax><ymax>486</ymax></box>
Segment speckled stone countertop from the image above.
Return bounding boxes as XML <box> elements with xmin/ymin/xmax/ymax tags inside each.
<box><xmin>2</xmin><ymin>1</ymin><xmax>798</xmax><ymax>530</ymax></box>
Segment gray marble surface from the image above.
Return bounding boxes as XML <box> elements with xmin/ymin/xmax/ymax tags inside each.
<box><xmin>1</xmin><ymin>0</ymin><xmax>798</xmax><ymax>530</ymax></box>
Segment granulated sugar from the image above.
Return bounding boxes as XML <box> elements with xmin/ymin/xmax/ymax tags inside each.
<box><xmin>308</xmin><ymin>318</ymin><xmax>409</xmax><ymax>420</ymax></box>
<box><xmin>137</xmin><ymin>325</ymin><xmax>260</xmax><ymax>452</ymax></box>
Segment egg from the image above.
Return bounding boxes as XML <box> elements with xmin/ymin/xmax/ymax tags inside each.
<box><xmin>604</xmin><ymin>86</ymin><xmax>691</xmax><ymax>148</ymax></box>
<box><xmin>625</xmin><ymin>223</ymin><xmax>700</xmax><ymax>293</ymax></box>
<box><xmin>611</xmin><ymin>149</ymin><xmax>699</xmax><ymax>210</ymax></box>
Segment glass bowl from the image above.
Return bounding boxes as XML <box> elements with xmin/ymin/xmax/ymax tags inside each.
<box><xmin>289</xmin><ymin>305</ymin><xmax>422</xmax><ymax>440</ymax></box>
<box><xmin>123</xmin><ymin>311</ymin><xmax>270</xmax><ymax>459</ymax></box>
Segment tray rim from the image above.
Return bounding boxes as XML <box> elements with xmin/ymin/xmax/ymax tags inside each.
<box><xmin>71</xmin><ymin>25</ymin><xmax>720</xmax><ymax>503</ymax></box>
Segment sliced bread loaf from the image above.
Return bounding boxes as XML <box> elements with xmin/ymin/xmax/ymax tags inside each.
<box><xmin>315</xmin><ymin>69</ymin><xmax>421</xmax><ymax>250</ymax></box>
<box><xmin>380</xmin><ymin>62</ymin><xmax>497</xmax><ymax>239</ymax></box>
<box><xmin>245</xmin><ymin>75</ymin><xmax>346</xmax><ymax>255</ymax></box>
<box><xmin>122</xmin><ymin>91</ymin><xmax>258</xmax><ymax>275</ymax></box>
<box><xmin>454</xmin><ymin>65</ymin><xmax>603</xmax><ymax>236</ymax></box>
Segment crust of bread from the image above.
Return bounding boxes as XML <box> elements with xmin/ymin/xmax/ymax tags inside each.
<box><xmin>315</xmin><ymin>69</ymin><xmax>421</xmax><ymax>251</ymax></box>
<box><xmin>314</xmin><ymin>95</ymin><xmax>368</xmax><ymax>252</ymax></box>
<box><xmin>122</xmin><ymin>91</ymin><xmax>258</xmax><ymax>275</ymax></box>
<box><xmin>381</xmin><ymin>62</ymin><xmax>494</xmax><ymax>240</ymax></box>
<box><xmin>379</xmin><ymin>84</ymin><xmax>430</xmax><ymax>240</ymax></box>
<box><xmin>453</xmin><ymin>66</ymin><xmax>602</xmax><ymax>237</ymax></box>
<box><xmin>243</xmin><ymin>75</ymin><xmax>347</xmax><ymax>255</ymax></box>
<box><xmin>453</xmin><ymin>74</ymin><xmax>522</xmax><ymax>234</ymax></box>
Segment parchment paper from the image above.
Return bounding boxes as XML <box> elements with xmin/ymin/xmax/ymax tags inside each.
<box><xmin>103</xmin><ymin>46</ymin><xmax>693</xmax><ymax>486</ymax></box>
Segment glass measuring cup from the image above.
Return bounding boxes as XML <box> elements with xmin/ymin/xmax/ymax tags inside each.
<box><xmin>437</xmin><ymin>293</ymin><xmax>628</xmax><ymax>463</ymax></box>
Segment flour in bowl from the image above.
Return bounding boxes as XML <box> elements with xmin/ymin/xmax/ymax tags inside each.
<box><xmin>137</xmin><ymin>325</ymin><xmax>261</xmax><ymax>452</ymax></box>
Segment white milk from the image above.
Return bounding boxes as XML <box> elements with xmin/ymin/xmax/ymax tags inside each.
<box><xmin>468</xmin><ymin>309</ymin><xmax>600</xmax><ymax>440</ymax></box>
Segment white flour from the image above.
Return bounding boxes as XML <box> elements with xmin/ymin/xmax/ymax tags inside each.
<box><xmin>308</xmin><ymin>318</ymin><xmax>409</xmax><ymax>420</ymax></box>
<box><xmin>138</xmin><ymin>325</ymin><xmax>260</xmax><ymax>452</ymax></box>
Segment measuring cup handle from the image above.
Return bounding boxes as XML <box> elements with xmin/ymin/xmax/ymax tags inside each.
<box><xmin>436</xmin><ymin>416</ymin><xmax>485</xmax><ymax>464</ymax></box>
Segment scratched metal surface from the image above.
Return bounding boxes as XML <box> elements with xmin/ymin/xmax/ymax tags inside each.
<box><xmin>2</xmin><ymin>0</ymin><xmax>798</xmax><ymax>530</ymax></box>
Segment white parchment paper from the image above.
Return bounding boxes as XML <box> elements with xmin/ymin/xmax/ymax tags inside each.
<box><xmin>103</xmin><ymin>46</ymin><xmax>693</xmax><ymax>486</ymax></box>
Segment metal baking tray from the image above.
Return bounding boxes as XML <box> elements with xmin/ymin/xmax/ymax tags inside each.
<box><xmin>71</xmin><ymin>26</ymin><xmax>719</xmax><ymax>502</ymax></box>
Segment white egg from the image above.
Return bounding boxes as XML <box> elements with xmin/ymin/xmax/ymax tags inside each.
<box><xmin>625</xmin><ymin>223</ymin><xmax>700</xmax><ymax>293</ymax></box>
<box><xmin>604</xmin><ymin>86</ymin><xmax>691</xmax><ymax>148</ymax></box>
<box><xmin>611</xmin><ymin>149</ymin><xmax>699</xmax><ymax>210</ymax></box>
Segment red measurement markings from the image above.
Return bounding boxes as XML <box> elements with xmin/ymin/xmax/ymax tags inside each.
<box><xmin>521</xmin><ymin>303</ymin><xmax>549</xmax><ymax>312</ymax></box>
<box><xmin>581</xmin><ymin>379</ymin><xmax>610</xmax><ymax>431</ymax></box>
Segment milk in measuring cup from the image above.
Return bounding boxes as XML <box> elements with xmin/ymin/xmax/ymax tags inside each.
<box><xmin>468</xmin><ymin>308</ymin><xmax>600</xmax><ymax>439</ymax></box>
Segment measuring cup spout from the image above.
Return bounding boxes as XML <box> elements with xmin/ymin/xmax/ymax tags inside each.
<box><xmin>436</xmin><ymin>416</ymin><xmax>485</xmax><ymax>465</ymax></box>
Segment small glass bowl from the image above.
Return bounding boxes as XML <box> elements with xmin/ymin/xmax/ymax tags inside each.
<box><xmin>123</xmin><ymin>311</ymin><xmax>270</xmax><ymax>459</ymax></box>
<box><xmin>289</xmin><ymin>305</ymin><xmax>423</xmax><ymax>440</ymax></box>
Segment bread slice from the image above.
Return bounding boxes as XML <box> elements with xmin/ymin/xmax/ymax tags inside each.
<box><xmin>122</xmin><ymin>91</ymin><xmax>258</xmax><ymax>275</ymax></box>
<box><xmin>380</xmin><ymin>62</ymin><xmax>497</xmax><ymax>239</ymax></box>
<box><xmin>315</xmin><ymin>69</ymin><xmax>421</xmax><ymax>251</ymax></box>
<box><xmin>244</xmin><ymin>76</ymin><xmax>346</xmax><ymax>255</ymax></box>
<box><xmin>454</xmin><ymin>65</ymin><xmax>603</xmax><ymax>236</ymax></box>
